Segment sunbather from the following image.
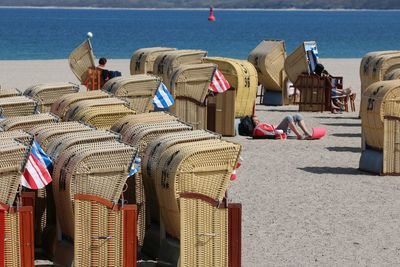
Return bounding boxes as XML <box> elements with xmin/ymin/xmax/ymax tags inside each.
<box><xmin>97</xmin><ymin>57</ymin><xmax>122</xmax><ymax>82</ymax></box>
<box><xmin>252</xmin><ymin>114</ymin><xmax>313</xmax><ymax>140</ymax></box>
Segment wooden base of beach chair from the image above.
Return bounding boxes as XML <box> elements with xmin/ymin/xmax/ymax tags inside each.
<box><xmin>84</xmin><ymin>68</ymin><xmax>104</xmax><ymax>91</ymax></box>
<box><xmin>0</xmin><ymin>204</ymin><xmax>35</xmax><ymax>267</ymax></box>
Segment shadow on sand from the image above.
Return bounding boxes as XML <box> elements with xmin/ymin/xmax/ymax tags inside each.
<box><xmin>314</xmin><ymin>116</ymin><xmax>360</xmax><ymax>120</ymax></box>
<box><xmin>326</xmin><ymin>146</ymin><xmax>361</xmax><ymax>153</ymax></box>
<box><xmin>299</xmin><ymin>166</ymin><xmax>367</xmax><ymax>175</ymax></box>
<box><xmin>332</xmin><ymin>133</ymin><xmax>362</xmax><ymax>138</ymax></box>
<box><xmin>322</xmin><ymin>122</ymin><xmax>361</xmax><ymax>127</ymax></box>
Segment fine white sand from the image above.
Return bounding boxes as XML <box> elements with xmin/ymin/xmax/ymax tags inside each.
<box><xmin>2</xmin><ymin>58</ymin><xmax>400</xmax><ymax>267</ymax></box>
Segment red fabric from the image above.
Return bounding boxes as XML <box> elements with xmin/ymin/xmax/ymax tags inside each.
<box><xmin>209</xmin><ymin>69</ymin><xmax>230</xmax><ymax>93</ymax></box>
<box><xmin>21</xmin><ymin>154</ymin><xmax>52</xmax><ymax>190</ymax></box>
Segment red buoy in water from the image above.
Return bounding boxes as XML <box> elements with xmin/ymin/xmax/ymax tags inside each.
<box><xmin>208</xmin><ymin>6</ymin><xmax>216</xmax><ymax>21</ymax></box>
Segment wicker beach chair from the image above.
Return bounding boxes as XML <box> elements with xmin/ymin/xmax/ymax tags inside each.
<box><xmin>111</xmin><ymin>111</ymin><xmax>178</xmax><ymax>134</ymax></box>
<box><xmin>130</xmin><ymin>47</ymin><xmax>177</xmax><ymax>75</ymax></box>
<box><xmin>46</xmin><ymin>130</ymin><xmax>118</xmax><ymax>161</ymax></box>
<box><xmin>0</xmin><ymin>96</ymin><xmax>37</xmax><ymax>117</ymax></box>
<box><xmin>383</xmin><ymin>112</ymin><xmax>400</xmax><ymax>175</ymax></box>
<box><xmin>63</xmin><ymin>97</ymin><xmax>130</xmax><ymax>121</ymax></box>
<box><xmin>120</xmin><ymin>120</ymin><xmax>192</xmax><ymax>246</ymax></box>
<box><xmin>68</xmin><ymin>105</ymin><xmax>136</xmax><ymax>130</ymax></box>
<box><xmin>203</xmin><ymin>57</ymin><xmax>258</xmax><ymax>118</ymax></box>
<box><xmin>168</xmin><ymin>63</ymin><xmax>216</xmax><ymax>130</ymax></box>
<box><xmin>0</xmin><ymin>130</ymin><xmax>32</xmax><ymax>144</ymax></box>
<box><xmin>248</xmin><ymin>39</ymin><xmax>290</xmax><ymax>105</ymax></box>
<box><xmin>0</xmin><ymin>87</ymin><xmax>21</xmax><ymax>98</ymax></box>
<box><xmin>0</xmin><ymin>113</ymin><xmax>59</xmax><ymax>132</ymax></box>
<box><xmin>360</xmin><ymin>80</ymin><xmax>400</xmax><ymax>174</ymax></box>
<box><xmin>360</xmin><ymin>51</ymin><xmax>400</xmax><ymax>93</ymax></box>
<box><xmin>102</xmin><ymin>74</ymin><xmax>161</xmax><ymax>113</ymax></box>
<box><xmin>69</xmin><ymin>38</ymin><xmax>96</xmax><ymax>84</ymax></box>
<box><xmin>0</xmin><ymin>139</ymin><xmax>30</xmax><ymax>205</ymax></box>
<box><xmin>24</xmin><ymin>82</ymin><xmax>79</xmax><ymax>113</ymax></box>
<box><xmin>284</xmin><ymin>41</ymin><xmax>318</xmax><ymax>84</ymax></box>
<box><xmin>142</xmin><ymin>130</ymin><xmax>220</xmax><ymax>224</ymax></box>
<box><xmin>73</xmin><ymin>194</ymin><xmax>137</xmax><ymax>267</ymax></box>
<box><xmin>154</xmin><ymin>139</ymin><xmax>241</xmax><ymax>239</ymax></box>
<box><xmin>52</xmin><ymin>141</ymin><xmax>137</xmax><ymax>239</ymax></box>
<box><xmin>50</xmin><ymin>90</ymin><xmax>110</xmax><ymax>121</ymax></box>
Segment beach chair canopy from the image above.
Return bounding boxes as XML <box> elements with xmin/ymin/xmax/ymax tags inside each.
<box><xmin>68</xmin><ymin>39</ymin><xmax>96</xmax><ymax>83</ymax></box>
<box><xmin>284</xmin><ymin>41</ymin><xmax>318</xmax><ymax>83</ymax></box>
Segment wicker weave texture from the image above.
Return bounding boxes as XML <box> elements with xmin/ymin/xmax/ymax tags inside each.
<box><xmin>130</xmin><ymin>47</ymin><xmax>177</xmax><ymax>75</ymax></box>
<box><xmin>0</xmin><ymin>113</ymin><xmax>59</xmax><ymax>132</ymax></box>
<box><xmin>0</xmin><ymin>87</ymin><xmax>21</xmax><ymax>98</ymax></box>
<box><xmin>248</xmin><ymin>39</ymin><xmax>287</xmax><ymax>91</ymax></box>
<box><xmin>50</xmin><ymin>90</ymin><xmax>110</xmax><ymax>120</ymax></box>
<box><xmin>0</xmin><ymin>130</ymin><xmax>32</xmax><ymax>144</ymax></box>
<box><xmin>174</xmin><ymin>99</ymin><xmax>207</xmax><ymax>130</ymax></box>
<box><xmin>0</xmin><ymin>96</ymin><xmax>37</xmax><ymax>117</ymax></box>
<box><xmin>111</xmin><ymin>111</ymin><xmax>178</xmax><ymax>134</ymax></box>
<box><xmin>4</xmin><ymin>210</ymin><xmax>21</xmax><ymax>267</ymax></box>
<box><xmin>383</xmin><ymin>116</ymin><xmax>400</xmax><ymax>174</ymax></box>
<box><xmin>180</xmin><ymin>198</ymin><xmax>228</xmax><ymax>267</ymax></box>
<box><xmin>74</xmin><ymin>198</ymin><xmax>123</xmax><ymax>267</ymax></box>
<box><xmin>284</xmin><ymin>41</ymin><xmax>316</xmax><ymax>84</ymax></box>
<box><xmin>361</xmin><ymin>80</ymin><xmax>400</xmax><ymax>149</ymax></box>
<box><xmin>384</xmin><ymin>68</ymin><xmax>400</xmax><ymax>81</ymax></box>
<box><xmin>204</xmin><ymin>57</ymin><xmax>258</xmax><ymax>117</ymax></box>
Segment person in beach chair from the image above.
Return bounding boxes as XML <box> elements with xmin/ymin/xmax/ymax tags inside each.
<box><xmin>314</xmin><ymin>63</ymin><xmax>356</xmax><ymax>113</ymax></box>
<box><xmin>97</xmin><ymin>57</ymin><xmax>122</xmax><ymax>83</ymax></box>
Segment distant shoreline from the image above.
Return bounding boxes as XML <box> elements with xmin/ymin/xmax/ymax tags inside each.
<box><xmin>1</xmin><ymin>6</ymin><xmax>400</xmax><ymax>11</ymax></box>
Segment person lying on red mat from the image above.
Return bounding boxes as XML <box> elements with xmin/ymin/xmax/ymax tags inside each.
<box><xmin>251</xmin><ymin>114</ymin><xmax>318</xmax><ymax>140</ymax></box>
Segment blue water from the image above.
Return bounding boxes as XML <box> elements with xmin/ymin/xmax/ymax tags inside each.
<box><xmin>0</xmin><ymin>8</ymin><xmax>399</xmax><ymax>59</ymax></box>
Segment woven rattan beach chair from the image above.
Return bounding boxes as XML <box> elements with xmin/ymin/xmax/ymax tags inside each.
<box><xmin>142</xmin><ymin>130</ymin><xmax>220</xmax><ymax>224</ymax></box>
<box><xmin>52</xmin><ymin>141</ymin><xmax>137</xmax><ymax>239</ymax></box>
<box><xmin>248</xmin><ymin>40</ymin><xmax>290</xmax><ymax>105</ymax></box>
<box><xmin>1</xmin><ymin>203</ymin><xmax>35</xmax><ymax>267</ymax></box>
<box><xmin>28</xmin><ymin>121</ymin><xmax>93</xmax><ymax>150</ymax></box>
<box><xmin>0</xmin><ymin>87</ymin><xmax>21</xmax><ymax>98</ymax></box>
<box><xmin>102</xmin><ymin>74</ymin><xmax>161</xmax><ymax>113</ymax></box>
<box><xmin>73</xmin><ymin>194</ymin><xmax>137</xmax><ymax>267</ymax></box>
<box><xmin>168</xmin><ymin>63</ymin><xmax>216</xmax><ymax>130</ymax></box>
<box><xmin>24</xmin><ymin>82</ymin><xmax>79</xmax><ymax>113</ymax></box>
<box><xmin>111</xmin><ymin>111</ymin><xmax>178</xmax><ymax>134</ymax></box>
<box><xmin>383</xmin><ymin>113</ymin><xmax>400</xmax><ymax>174</ymax></box>
<box><xmin>50</xmin><ymin>90</ymin><xmax>110</xmax><ymax>121</ymax></box>
<box><xmin>284</xmin><ymin>41</ymin><xmax>318</xmax><ymax>84</ymax></box>
<box><xmin>69</xmin><ymin>105</ymin><xmax>136</xmax><ymax>130</ymax></box>
<box><xmin>63</xmin><ymin>97</ymin><xmax>129</xmax><ymax>121</ymax></box>
<box><xmin>0</xmin><ymin>113</ymin><xmax>59</xmax><ymax>131</ymax></box>
<box><xmin>120</xmin><ymin>120</ymin><xmax>192</xmax><ymax>246</ymax></box>
<box><xmin>0</xmin><ymin>130</ymin><xmax>32</xmax><ymax>144</ymax></box>
<box><xmin>130</xmin><ymin>47</ymin><xmax>177</xmax><ymax>75</ymax></box>
<box><xmin>155</xmin><ymin>139</ymin><xmax>241</xmax><ymax>239</ymax></box>
<box><xmin>69</xmin><ymin>38</ymin><xmax>96</xmax><ymax>84</ymax></box>
<box><xmin>360</xmin><ymin>51</ymin><xmax>400</xmax><ymax>93</ymax></box>
<box><xmin>359</xmin><ymin>80</ymin><xmax>400</xmax><ymax>174</ymax></box>
<box><xmin>203</xmin><ymin>57</ymin><xmax>258</xmax><ymax>118</ymax></box>
<box><xmin>0</xmin><ymin>139</ymin><xmax>30</xmax><ymax>205</ymax></box>
<box><xmin>46</xmin><ymin>130</ymin><xmax>118</xmax><ymax>161</ymax></box>
<box><xmin>0</xmin><ymin>96</ymin><xmax>37</xmax><ymax>117</ymax></box>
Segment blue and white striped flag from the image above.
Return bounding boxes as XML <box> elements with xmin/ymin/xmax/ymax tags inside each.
<box><xmin>128</xmin><ymin>156</ymin><xmax>141</xmax><ymax>177</ymax></box>
<box><xmin>153</xmin><ymin>82</ymin><xmax>174</xmax><ymax>109</ymax></box>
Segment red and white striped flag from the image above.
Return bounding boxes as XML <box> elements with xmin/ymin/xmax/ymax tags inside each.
<box><xmin>21</xmin><ymin>141</ymin><xmax>52</xmax><ymax>189</ymax></box>
<box><xmin>209</xmin><ymin>69</ymin><xmax>230</xmax><ymax>93</ymax></box>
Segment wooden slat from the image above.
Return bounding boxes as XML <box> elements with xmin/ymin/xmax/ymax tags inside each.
<box><xmin>228</xmin><ymin>203</ymin><xmax>242</xmax><ymax>267</ymax></box>
<box><xmin>18</xmin><ymin>206</ymin><xmax>35</xmax><ymax>267</ymax></box>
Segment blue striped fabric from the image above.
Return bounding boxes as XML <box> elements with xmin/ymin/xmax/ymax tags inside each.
<box><xmin>32</xmin><ymin>140</ymin><xmax>53</xmax><ymax>170</ymax></box>
<box><xmin>153</xmin><ymin>82</ymin><xmax>174</xmax><ymax>109</ymax></box>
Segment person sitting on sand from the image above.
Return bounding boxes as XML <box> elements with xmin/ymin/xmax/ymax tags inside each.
<box><xmin>252</xmin><ymin>114</ymin><xmax>313</xmax><ymax>140</ymax></box>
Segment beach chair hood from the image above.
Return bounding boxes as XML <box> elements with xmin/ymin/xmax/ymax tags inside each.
<box><xmin>68</xmin><ymin>39</ymin><xmax>96</xmax><ymax>83</ymax></box>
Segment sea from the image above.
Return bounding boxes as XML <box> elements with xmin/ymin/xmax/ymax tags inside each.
<box><xmin>0</xmin><ymin>7</ymin><xmax>399</xmax><ymax>60</ymax></box>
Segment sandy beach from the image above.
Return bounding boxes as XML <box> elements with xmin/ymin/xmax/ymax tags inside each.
<box><xmin>2</xmin><ymin>58</ymin><xmax>400</xmax><ymax>267</ymax></box>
